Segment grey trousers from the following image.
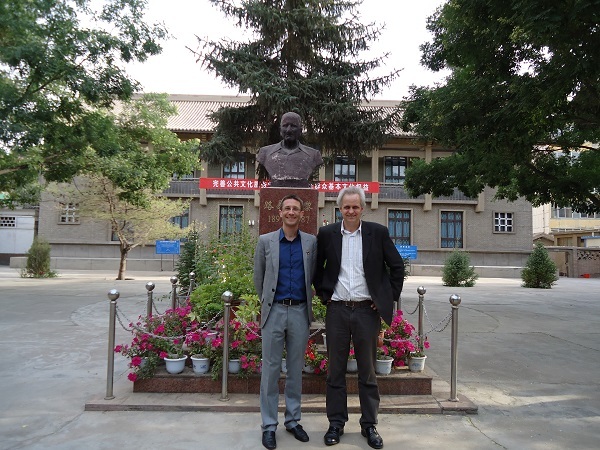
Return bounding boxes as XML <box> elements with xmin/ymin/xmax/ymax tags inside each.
<box><xmin>260</xmin><ymin>302</ymin><xmax>310</xmax><ymax>431</ymax></box>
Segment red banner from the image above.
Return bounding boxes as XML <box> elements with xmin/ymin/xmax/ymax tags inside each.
<box><xmin>199</xmin><ymin>178</ymin><xmax>380</xmax><ymax>193</ymax></box>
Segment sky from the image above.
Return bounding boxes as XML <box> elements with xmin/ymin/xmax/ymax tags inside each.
<box><xmin>126</xmin><ymin>0</ymin><xmax>449</xmax><ymax>100</ymax></box>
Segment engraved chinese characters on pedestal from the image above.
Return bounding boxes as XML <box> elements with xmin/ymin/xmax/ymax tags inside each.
<box><xmin>258</xmin><ymin>188</ymin><xmax>318</xmax><ymax>235</ymax></box>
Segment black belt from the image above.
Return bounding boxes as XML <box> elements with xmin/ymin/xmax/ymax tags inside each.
<box><xmin>330</xmin><ymin>299</ymin><xmax>373</xmax><ymax>309</ymax></box>
<box><xmin>274</xmin><ymin>298</ymin><xmax>305</xmax><ymax>306</ymax></box>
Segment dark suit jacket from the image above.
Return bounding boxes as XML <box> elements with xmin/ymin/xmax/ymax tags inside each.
<box><xmin>313</xmin><ymin>221</ymin><xmax>405</xmax><ymax>325</ymax></box>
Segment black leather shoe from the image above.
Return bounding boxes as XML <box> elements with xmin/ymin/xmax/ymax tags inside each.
<box><xmin>324</xmin><ymin>426</ymin><xmax>344</xmax><ymax>446</ymax></box>
<box><xmin>262</xmin><ymin>430</ymin><xmax>276</xmax><ymax>449</ymax></box>
<box><xmin>361</xmin><ymin>426</ymin><xmax>383</xmax><ymax>449</ymax></box>
<box><xmin>286</xmin><ymin>424</ymin><xmax>309</xmax><ymax>442</ymax></box>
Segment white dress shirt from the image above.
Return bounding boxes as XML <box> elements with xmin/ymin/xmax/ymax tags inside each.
<box><xmin>331</xmin><ymin>221</ymin><xmax>371</xmax><ymax>302</ymax></box>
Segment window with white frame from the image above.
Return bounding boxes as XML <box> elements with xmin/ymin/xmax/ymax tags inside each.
<box><xmin>388</xmin><ymin>210</ymin><xmax>411</xmax><ymax>245</ymax></box>
<box><xmin>384</xmin><ymin>157</ymin><xmax>408</xmax><ymax>184</ymax></box>
<box><xmin>219</xmin><ymin>205</ymin><xmax>243</xmax><ymax>235</ymax></box>
<box><xmin>59</xmin><ymin>203</ymin><xmax>79</xmax><ymax>224</ymax></box>
<box><xmin>494</xmin><ymin>212</ymin><xmax>514</xmax><ymax>232</ymax></box>
<box><xmin>223</xmin><ymin>156</ymin><xmax>245</xmax><ymax>179</ymax></box>
<box><xmin>334</xmin><ymin>156</ymin><xmax>356</xmax><ymax>182</ymax></box>
<box><xmin>440</xmin><ymin>211</ymin><xmax>463</xmax><ymax>248</ymax></box>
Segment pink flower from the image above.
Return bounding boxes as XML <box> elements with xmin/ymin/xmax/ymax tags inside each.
<box><xmin>127</xmin><ymin>372</ymin><xmax>138</xmax><ymax>382</ymax></box>
<box><xmin>159</xmin><ymin>351</ymin><xmax>168</xmax><ymax>359</ymax></box>
<box><xmin>114</xmin><ymin>345</ymin><xmax>123</xmax><ymax>353</ymax></box>
<box><xmin>131</xmin><ymin>356</ymin><xmax>143</xmax><ymax>367</ymax></box>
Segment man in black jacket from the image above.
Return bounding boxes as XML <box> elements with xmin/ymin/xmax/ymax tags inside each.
<box><xmin>314</xmin><ymin>186</ymin><xmax>404</xmax><ymax>449</ymax></box>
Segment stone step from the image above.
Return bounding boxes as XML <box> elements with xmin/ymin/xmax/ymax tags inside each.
<box><xmin>133</xmin><ymin>366</ymin><xmax>432</xmax><ymax>395</ymax></box>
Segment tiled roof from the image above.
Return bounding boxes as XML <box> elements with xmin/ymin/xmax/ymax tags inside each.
<box><xmin>165</xmin><ymin>94</ymin><xmax>252</xmax><ymax>133</ymax></box>
<box><xmin>134</xmin><ymin>94</ymin><xmax>408</xmax><ymax>136</ymax></box>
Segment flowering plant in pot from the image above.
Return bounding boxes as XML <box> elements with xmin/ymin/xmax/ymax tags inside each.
<box><xmin>144</xmin><ymin>304</ymin><xmax>193</xmax><ymax>359</ymax></box>
<box><xmin>114</xmin><ymin>335</ymin><xmax>160</xmax><ymax>382</ymax></box>
<box><xmin>346</xmin><ymin>345</ymin><xmax>358</xmax><ymax>372</ymax></box>
<box><xmin>207</xmin><ymin>317</ymin><xmax>262</xmax><ymax>379</ymax></box>
<box><xmin>304</xmin><ymin>339</ymin><xmax>328</xmax><ymax>374</ymax></box>
<box><xmin>381</xmin><ymin>310</ymin><xmax>428</xmax><ymax>368</ymax></box>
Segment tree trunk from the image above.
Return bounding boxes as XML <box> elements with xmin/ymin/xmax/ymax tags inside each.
<box><xmin>117</xmin><ymin>246</ymin><xmax>129</xmax><ymax>280</ymax></box>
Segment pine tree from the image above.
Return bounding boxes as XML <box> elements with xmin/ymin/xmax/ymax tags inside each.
<box><xmin>521</xmin><ymin>243</ymin><xmax>558</xmax><ymax>289</ymax></box>
<box><xmin>196</xmin><ymin>0</ymin><xmax>402</xmax><ymax>164</ymax></box>
<box><xmin>176</xmin><ymin>225</ymin><xmax>201</xmax><ymax>290</ymax></box>
<box><xmin>442</xmin><ymin>250</ymin><xmax>478</xmax><ymax>287</ymax></box>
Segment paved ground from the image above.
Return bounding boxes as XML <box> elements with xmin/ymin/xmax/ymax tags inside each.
<box><xmin>0</xmin><ymin>266</ymin><xmax>599</xmax><ymax>449</ymax></box>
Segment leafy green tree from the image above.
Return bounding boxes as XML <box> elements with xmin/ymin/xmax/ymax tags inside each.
<box><xmin>401</xmin><ymin>0</ymin><xmax>600</xmax><ymax>214</ymax></box>
<box><xmin>521</xmin><ymin>242</ymin><xmax>558</xmax><ymax>289</ymax></box>
<box><xmin>0</xmin><ymin>0</ymin><xmax>177</xmax><ymax>206</ymax></box>
<box><xmin>442</xmin><ymin>250</ymin><xmax>478</xmax><ymax>287</ymax></box>
<box><xmin>47</xmin><ymin>175</ymin><xmax>190</xmax><ymax>280</ymax></box>
<box><xmin>195</xmin><ymin>0</ymin><xmax>402</xmax><ymax>165</ymax></box>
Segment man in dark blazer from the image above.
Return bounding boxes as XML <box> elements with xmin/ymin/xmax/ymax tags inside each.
<box><xmin>314</xmin><ymin>186</ymin><xmax>404</xmax><ymax>449</ymax></box>
<box><xmin>254</xmin><ymin>194</ymin><xmax>317</xmax><ymax>449</ymax></box>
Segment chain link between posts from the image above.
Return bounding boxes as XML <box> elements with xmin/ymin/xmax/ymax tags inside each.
<box><xmin>399</xmin><ymin>297</ymin><xmax>453</xmax><ymax>335</ymax></box>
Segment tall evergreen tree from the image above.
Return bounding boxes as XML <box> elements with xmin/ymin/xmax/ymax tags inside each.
<box><xmin>195</xmin><ymin>0</ymin><xmax>402</xmax><ymax>165</ymax></box>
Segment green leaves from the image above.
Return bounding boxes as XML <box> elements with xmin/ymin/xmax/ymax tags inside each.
<box><xmin>0</xmin><ymin>0</ymin><xmax>171</xmax><ymax>206</ymax></box>
<box><xmin>197</xmin><ymin>0</ymin><xmax>402</xmax><ymax>163</ymax></box>
<box><xmin>403</xmin><ymin>0</ymin><xmax>600</xmax><ymax>213</ymax></box>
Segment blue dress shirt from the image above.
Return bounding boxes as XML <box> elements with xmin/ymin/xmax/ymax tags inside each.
<box><xmin>274</xmin><ymin>229</ymin><xmax>307</xmax><ymax>302</ymax></box>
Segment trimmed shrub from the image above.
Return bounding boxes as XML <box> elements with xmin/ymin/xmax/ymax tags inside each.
<box><xmin>521</xmin><ymin>242</ymin><xmax>558</xmax><ymax>288</ymax></box>
<box><xmin>442</xmin><ymin>250</ymin><xmax>478</xmax><ymax>287</ymax></box>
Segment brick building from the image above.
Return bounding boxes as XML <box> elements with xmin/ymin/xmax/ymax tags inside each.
<box><xmin>24</xmin><ymin>95</ymin><xmax>533</xmax><ymax>276</ymax></box>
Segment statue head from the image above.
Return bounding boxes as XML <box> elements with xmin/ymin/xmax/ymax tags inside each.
<box><xmin>280</xmin><ymin>112</ymin><xmax>302</xmax><ymax>148</ymax></box>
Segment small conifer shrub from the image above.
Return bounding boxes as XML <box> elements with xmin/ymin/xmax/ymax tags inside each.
<box><xmin>21</xmin><ymin>237</ymin><xmax>57</xmax><ymax>278</ymax></box>
<box><xmin>521</xmin><ymin>242</ymin><xmax>558</xmax><ymax>289</ymax></box>
<box><xmin>442</xmin><ymin>250</ymin><xmax>478</xmax><ymax>287</ymax></box>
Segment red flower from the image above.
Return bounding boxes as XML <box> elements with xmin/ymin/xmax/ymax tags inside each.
<box><xmin>127</xmin><ymin>372</ymin><xmax>138</xmax><ymax>382</ymax></box>
<box><xmin>130</xmin><ymin>356</ymin><xmax>143</xmax><ymax>367</ymax></box>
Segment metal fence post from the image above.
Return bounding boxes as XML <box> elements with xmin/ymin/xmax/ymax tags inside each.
<box><xmin>105</xmin><ymin>289</ymin><xmax>119</xmax><ymax>400</ymax></box>
<box><xmin>145</xmin><ymin>282</ymin><xmax>155</xmax><ymax>318</ymax></box>
<box><xmin>220</xmin><ymin>290</ymin><xmax>233</xmax><ymax>402</ymax></box>
<box><xmin>417</xmin><ymin>286</ymin><xmax>426</xmax><ymax>353</ymax></box>
<box><xmin>188</xmin><ymin>271</ymin><xmax>196</xmax><ymax>294</ymax></box>
<box><xmin>170</xmin><ymin>276</ymin><xmax>178</xmax><ymax>309</ymax></box>
<box><xmin>449</xmin><ymin>294</ymin><xmax>462</xmax><ymax>402</ymax></box>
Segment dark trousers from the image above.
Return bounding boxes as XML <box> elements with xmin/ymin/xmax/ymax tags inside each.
<box><xmin>325</xmin><ymin>302</ymin><xmax>381</xmax><ymax>429</ymax></box>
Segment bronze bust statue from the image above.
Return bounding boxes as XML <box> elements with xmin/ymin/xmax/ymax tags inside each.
<box><xmin>256</xmin><ymin>112</ymin><xmax>323</xmax><ymax>188</ymax></box>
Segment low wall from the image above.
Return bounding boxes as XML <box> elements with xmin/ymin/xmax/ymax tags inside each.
<box><xmin>9</xmin><ymin>256</ymin><xmax>177</xmax><ymax>272</ymax></box>
<box><xmin>410</xmin><ymin>264</ymin><xmax>523</xmax><ymax>279</ymax></box>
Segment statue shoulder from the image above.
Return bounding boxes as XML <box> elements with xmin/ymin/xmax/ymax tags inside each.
<box><xmin>257</xmin><ymin>142</ymin><xmax>280</xmax><ymax>164</ymax></box>
<box><xmin>299</xmin><ymin>143</ymin><xmax>323</xmax><ymax>164</ymax></box>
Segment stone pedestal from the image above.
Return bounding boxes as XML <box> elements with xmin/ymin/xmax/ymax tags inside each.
<box><xmin>258</xmin><ymin>187</ymin><xmax>319</xmax><ymax>235</ymax></box>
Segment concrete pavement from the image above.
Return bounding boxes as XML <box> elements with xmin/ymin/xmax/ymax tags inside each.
<box><xmin>0</xmin><ymin>266</ymin><xmax>599</xmax><ymax>449</ymax></box>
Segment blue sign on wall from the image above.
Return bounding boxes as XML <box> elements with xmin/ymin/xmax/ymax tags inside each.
<box><xmin>395</xmin><ymin>244</ymin><xmax>418</xmax><ymax>260</ymax></box>
<box><xmin>155</xmin><ymin>240</ymin><xmax>181</xmax><ymax>255</ymax></box>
